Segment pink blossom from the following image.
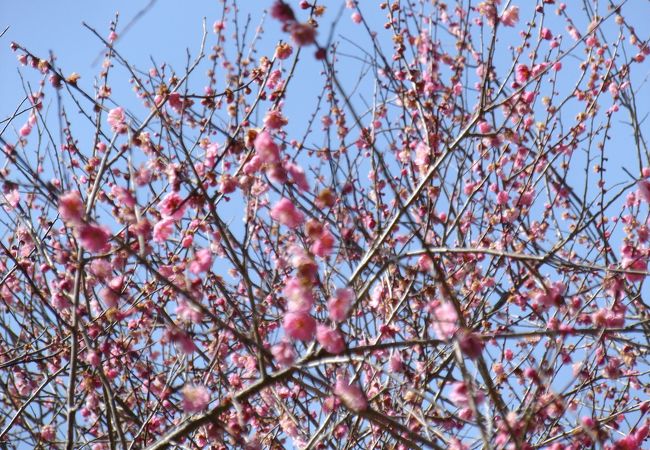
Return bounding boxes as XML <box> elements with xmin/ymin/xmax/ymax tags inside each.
<box><xmin>101</xmin><ymin>275</ymin><xmax>124</xmax><ymax>308</ymax></box>
<box><xmin>243</xmin><ymin>155</ymin><xmax>262</xmax><ymax>175</ymax></box>
<box><xmin>327</xmin><ymin>288</ymin><xmax>354</xmax><ymax>322</ymax></box>
<box><xmin>85</xmin><ymin>351</ymin><xmax>100</xmax><ymax>367</ymax></box>
<box><xmin>90</xmin><ymin>259</ymin><xmax>112</xmax><ymax>280</ymax></box>
<box><xmin>289</xmin><ymin>22</ymin><xmax>317</xmax><ymax>46</ymax></box>
<box><xmin>189</xmin><ymin>249</ymin><xmax>213</xmax><ymax>274</ymax></box>
<box><xmin>477</xmin><ymin>2</ymin><xmax>498</xmax><ymax>27</ymax></box>
<box><xmin>254</xmin><ymin>131</ymin><xmax>281</xmax><ymax>163</ymax></box>
<box><xmin>515</xmin><ymin>64</ymin><xmax>530</xmax><ymax>84</ymax></box>
<box><xmin>58</xmin><ymin>191</ymin><xmax>84</xmax><ymax>225</ymax></box>
<box><xmin>334</xmin><ymin>376</ymin><xmax>368</xmax><ymax>412</ymax></box>
<box><xmin>431</xmin><ymin>302</ymin><xmax>458</xmax><ymax>340</ymax></box>
<box><xmin>612</xmin><ymin>435</ymin><xmax>642</xmax><ymax>450</ymax></box>
<box><xmin>3</xmin><ymin>188</ymin><xmax>19</xmax><ymax>211</ymax></box>
<box><xmin>311</xmin><ymin>227</ymin><xmax>335</xmax><ymax>258</ymax></box>
<box><xmin>638</xmin><ymin>180</ymin><xmax>650</xmax><ymax>204</ymax></box>
<box><xmin>449</xmin><ymin>382</ymin><xmax>485</xmax><ymax>408</ymax></box>
<box><xmin>263</xmin><ymin>110</ymin><xmax>288</xmax><ymax>130</ymax></box>
<box><xmin>77</xmin><ymin>223</ymin><xmax>111</xmax><ymax>253</ymax></box>
<box><xmin>533</xmin><ymin>281</ymin><xmax>566</xmax><ymax>308</ymax></box>
<box><xmin>496</xmin><ymin>190</ymin><xmax>509</xmax><ymax>205</ymax></box>
<box><xmin>177</xmin><ymin>300</ymin><xmax>204</xmax><ymax>323</ymax></box>
<box><xmin>449</xmin><ymin>439</ymin><xmax>469</xmax><ymax>450</ymax></box>
<box><xmin>107</xmin><ymin>107</ymin><xmax>127</xmax><ymax>133</ymax></box>
<box><xmin>158</xmin><ymin>192</ymin><xmax>186</xmax><ymax>220</ymax></box>
<box><xmin>622</xmin><ymin>256</ymin><xmax>647</xmax><ymax>283</ymax></box>
<box><xmin>500</xmin><ymin>6</ymin><xmax>519</xmax><ymax>27</ymax></box>
<box><xmin>457</xmin><ymin>330</ymin><xmax>484</xmax><ymax>359</ymax></box>
<box><xmin>272</xmin><ymin>340</ymin><xmax>296</xmax><ymax>366</ymax></box>
<box><xmin>283</xmin><ymin>277</ymin><xmax>314</xmax><ymax>312</ymax></box>
<box><xmin>288</xmin><ymin>245</ymin><xmax>318</xmax><ymax>281</ymax></box>
<box><xmin>40</xmin><ymin>426</ymin><xmax>56</xmax><ymax>441</ymax></box>
<box><xmin>286</xmin><ymin>162</ymin><xmax>310</xmax><ymax>192</ymax></box>
<box><xmin>270</xmin><ymin>1</ymin><xmax>296</xmax><ymax>23</ymax></box>
<box><xmin>521</xmin><ymin>91</ymin><xmax>536</xmax><ymax>104</ymax></box>
<box><xmin>478</xmin><ymin>121</ymin><xmax>491</xmax><ymax>134</ymax></box>
<box><xmin>567</xmin><ymin>26</ymin><xmax>581</xmax><ymax>41</ymax></box>
<box><xmin>275</xmin><ymin>42</ymin><xmax>293</xmax><ymax>60</ymax></box>
<box><xmin>153</xmin><ymin>217</ymin><xmax>175</xmax><ymax>243</ymax></box>
<box><xmin>213</xmin><ymin>20</ymin><xmax>225</xmax><ymax>33</ymax></box>
<box><xmin>541</xmin><ymin>28</ymin><xmax>553</xmax><ymax>40</ymax></box>
<box><xmin>172</xmin><ymin>330</ymin><xmax>197</xmax><ymax>354</ymax></box>
<box><xmin>351</xmin><ymin>12</ymin><xmax>362</xmax><ymax>24</ymax></box>
<box><xmin>270</xmin><ymin>198</ymin><xmax>304</xmax><ymax>228</ymax></box>
<box><xmin>111</xmin><ymin>185</ymin><xmax>136</xmax><ymax>208</ymax></box>
<box><xmin>51</xmin><ymin>289</ymin><xmax>71</xmax><ymax>310</ymax></box>
<box><xmin>283</xmin><ymin>310</ymin><xmax>317</xmax><ymax>341</ymax></box>
<box><xmin>316</xmin><ymin>325</ymin><xmax>345</xmax><ymax>354</ymax></box>
<box><xmin>182</xmin><ymin>384</ymin><xmax>210</xmax><ymax>413</ymax></box>
<box><xmin>414</xmin><ymin>141</ymin><xmax>430</xmax><ymax>168</ymax></box>
<box><xmin>19</xmin><ymin>123</ymin><xmax>32</xmax><ymax>136</ymax></box>
<box><xmin>389</xmin><ymin>352</ymin><xmax>404</xmax><ymax>372</ymax></box>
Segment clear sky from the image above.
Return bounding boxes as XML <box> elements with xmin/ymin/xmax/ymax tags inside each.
<box><xmin>0</xmin><ymin>1</ymin><xmax>383</xmax><ymax>142</ymax></box>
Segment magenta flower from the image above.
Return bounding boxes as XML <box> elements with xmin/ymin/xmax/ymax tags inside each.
<box><xmin>271</xmin><ymin>340</ymin><xmax>296</xmax><ymax>367</ymax></box>
<box><xmin>58</xmin><ymin>191</ymin><xmax>84</xmax><ymax>225</ymax></box>
<box><xmin>334</xmin><ymin>376</ymin><xmax>368</xmax><ymax>412</ymax></box>
<box><xmin>431</xmin><ymin>302</ymin><xmax>459</xmax><ymax>340</ymax></box>
<box><xmin>153</xmin><ymin>217</ymin><xmax>175</xmax><ymax>243</ymax></box>
<box><xmin>286</xmin><ymin>162</ymin><xmax>310</xmax><ymax>192</ymax></box>
<box><xmin>283</xmin><ymin>276</ymin><xmax>314</xmax><ymax>312</ymax></box>
<box><xmin>254</xmin><ymin>131</ymin><xmax>281</xmax><ymax>163</ymax></box>
<box><xmin>189</xmin><ymin>248</ymin><xmax>213</xmax><ymax>274</ymax></box>
<box><xmin>515</xmin><ymin>64</ymin><xmax>530</xmax><ymax>84</ymax></box>
<box><xmin>77</xmin><ymin>223</ymin><xmax>111</xmax><ymax>253</ymax></box>
<box><xmin>270</xmin><ymin>198</ymin><xmax>304</xmax><ymax>228</ymax></box>
<box><xmin>638</xmin><ymin>180</ymin><xmax>650</xmax><ymax>204</ymax></box>
<box><xmin>449</xmin><ymin>381</ymin><xmax>485</xmax><ymax>408</ymax></box>
<box><xmin>100</xmin><ymin>275</ymin><xmax>124</xmax><ymax>308</ymax></box>
<box><xmin>107</xmin><ymin>107</ymin><xmax>127</xmax><ymax>133</ymax></box>
<box><xmin>327</xmin><ymin>288</ymin><xmax>354</xmax><ymax>322</ymax></box>
<box><xmin>500</xmin><ymin>6</ymin><xmax>519</xmax><ymax>27</ymax></box>
<box><xmin>19</xmin><ymin>123</ymin><xmax>32</xmax><ymax>136</ymax></box>
<box><xmin>182</xmin><ymin>384</ymin><xmax>210</xmax><ymax>413</ymax></box>
<box><xmin>289</xmin><ymin>22</ymin><xmax>317</xmax><ymax>47</ymax></box>
<box><xmin>457</xmin><ymin>330</ymin><xmax>484</xmax><ymax>360</ymax></box>
<box><xmin>316</xmin><ymin>324</ymin><xmax>345</xmax><ymax>354</ymax></box>
<box><xmin>621</xmin><ymin>257</ymin><xmax>647</xmax><ymax>283</ymax></box>
<box><xmin>283</xmin><ymin>310</ymin><xmax>317</xmax><ymax>341</ymax></box>
<box><xmin>263</xmin><ymin>110</ymin><xmax>288</xmax><ymax>130</ymax></box>
<box><xmin>311</xmin><ymin>227</ymin><xmax>335</xmax><ymax>258</ymax></box>
<box><xmin>270</xmin><ymin>1</ymin><xmax>295</xmax><ymax>23</ymax></box>
<box><xmin>158</xmin><ymin>192</ymin><xmax>186</xmax><ymax>220</ymax></box>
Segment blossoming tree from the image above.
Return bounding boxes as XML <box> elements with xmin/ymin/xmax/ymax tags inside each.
<box><xmin>2</xmin><ymin>0</ymin><xmax>650</xmax><ymax>449</ymax></box>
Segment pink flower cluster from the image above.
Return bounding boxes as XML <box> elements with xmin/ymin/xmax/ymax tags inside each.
<box><xmin>270</xmin><ymin>1</ymin><xmax>317</xmax><ymax>46</ymax></box>
<box><xmin>306</xmin><ymin>220</ymin><xmax>335</xmax><ymax>258</ymax></box>
<box><xmin>334</xmin><ymin>375</ymin><xmax>368</xmax><ymax>412</ymax></box>
<box><xmin>620</xmin><ymin>244</ymin><xmax>647</xmax><ymax>283</ymax></box>
<box><xmin>58</xmin><ymin>191</ymin><xmax>111</xmax><ymax>254</ymax></box>
<box><xmin>270</xmin><ymin>198</ymin><xmax>304</xmax><ymax>228</ymax></box>
<box><xmin>181</xmin><ymin>384</ymin><xmax>210</xmax><ymax>413</ymax></box>
<box><xmin>431</xmin><ymin>301</ymin><xmax>459</xmax><ymax>340</ymax></box>
<box><xmin>107</xmin><ymin>107</ymin><xmax>128</xmax><ymax>134</ymax></box>
<box><xmin>449</xmin><ymin>381</ymin><xmax>485</xmax><ymax>408</ymax></box>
